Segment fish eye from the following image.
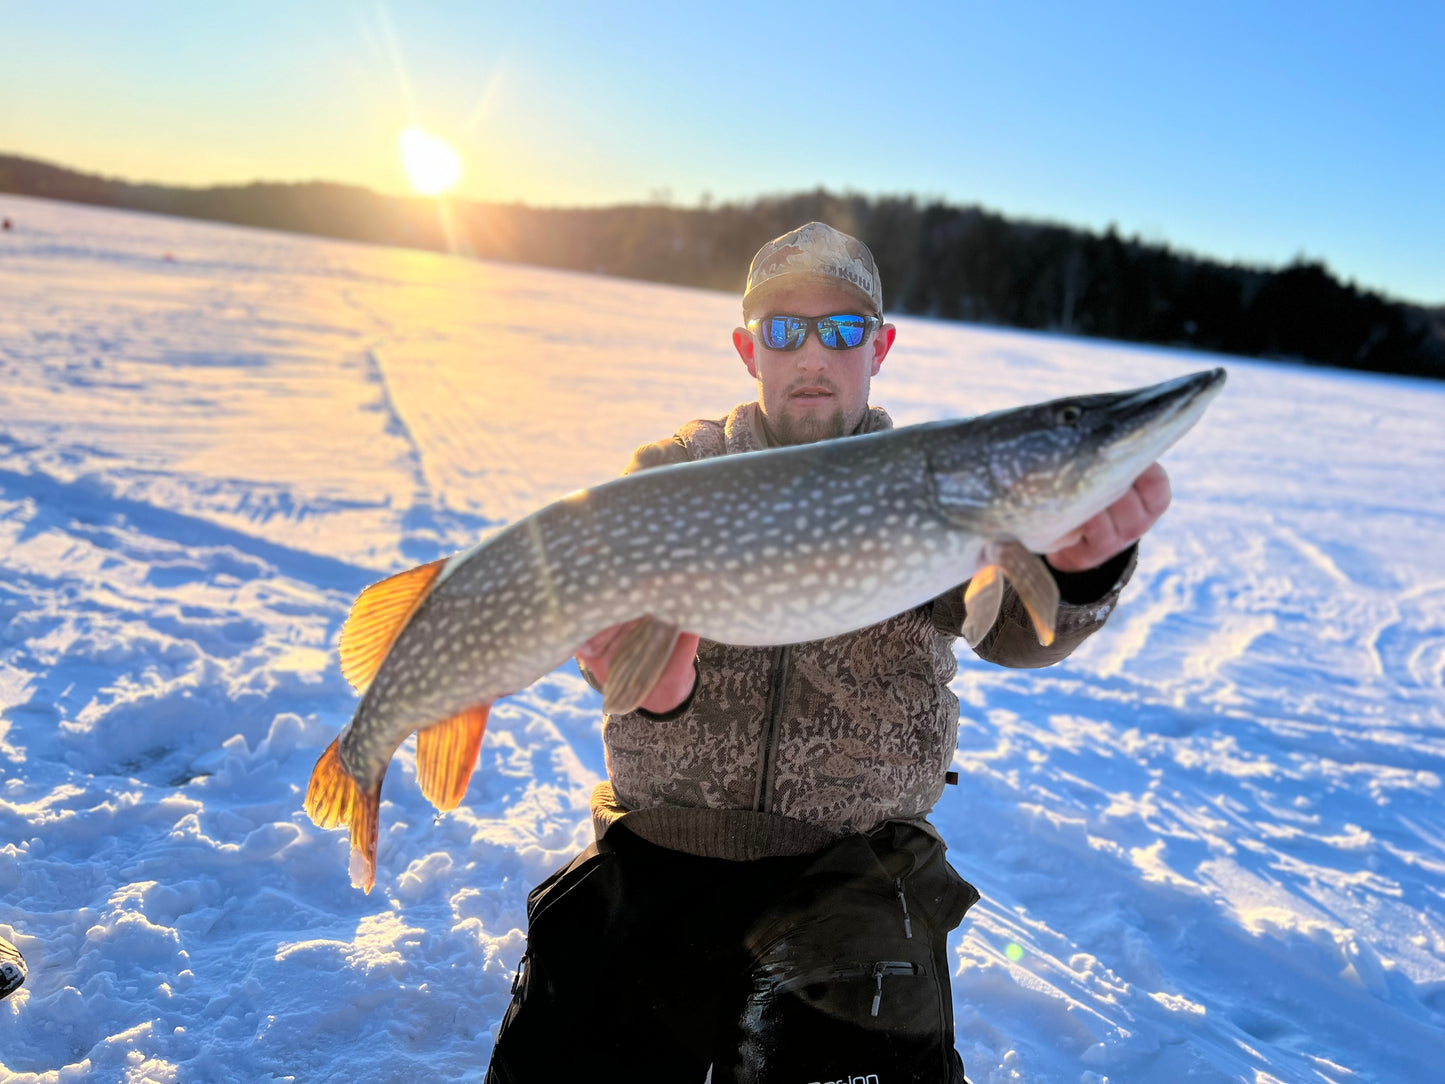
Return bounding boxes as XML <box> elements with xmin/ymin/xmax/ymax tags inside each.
<box><xmin>1057</xmin><ymin>405</ymin><xmax>1083</xmax><ymax>425</ymax></box>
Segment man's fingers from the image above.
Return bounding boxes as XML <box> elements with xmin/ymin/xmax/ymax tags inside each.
<box><xmin>1042</xmin><ymin>525</ymin><xmax>1084</xmax><ymax>553</ymax></box>
<box><xmin>1105</xmin><ymin>486</ymin><xmax>1148</xmax><ymax>545</ymax></box>
<box><xmin>1074</xmin><ymin>510</ymin><xmax>1122</xmax><ymax>567</ymax></box>
<box><xmin>576</xmin><ymin>617</ymin><xmax>644</xmax><ymax>673</ymax></box>
<box><xmin>578</xmin><ymin>621</ymin><xmax>699</xmax><ymax>713</ymax></box>
<box><xmin>638</xmin><ymin>631</ymin><xmax>702</xmax><ymax>714</ymax></box>
<box><xmin>1045</xmin><ymin>463</ymin><xmax>1172</xmax><ymax>572</ymax></box>
<box><xmin>1109</xmin><ymin>465</ymin><xmax>1171</xmax><ymax>545</ymax></box>
<box><xmin>673</xmin><ymin>631</ymin><xmax>701</xmax><ymax>663</ymax></box>
<box><xmin>1135</xmin><ymin>462</ymin><xmax>1172</xmax><ymax>519</ymax></box>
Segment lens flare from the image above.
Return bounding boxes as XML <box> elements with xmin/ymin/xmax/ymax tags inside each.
<box><xmin>399</xmin><ymin>127</ymin><xmax>463</xmax><ymax>196</ymax></box>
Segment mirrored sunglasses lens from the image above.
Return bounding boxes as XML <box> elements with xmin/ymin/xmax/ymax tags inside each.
<box><xmin>765</xmin><ymin>316</ymin><xmax>806</xmax><ymax>350</ymax></box>
<box><xmin>822</xmin><ymin>315</ymin><xmax>867</xmax><ymax>349</ymax></box>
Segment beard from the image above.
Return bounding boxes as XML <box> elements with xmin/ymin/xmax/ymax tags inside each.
<box><xmin>762</xmin><ymin>387</ymin><xmax>854</xmax><ymax>447</ymax></box>
<box><xmin>768</xmin><ymin>404</ymin><xmax>849</xmax><ymax>446</ymax></box>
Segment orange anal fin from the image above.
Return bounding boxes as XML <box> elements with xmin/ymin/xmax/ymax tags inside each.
<box><xmin>304</xmin><ymin>737</ymin><xmax>383</xmax><ymax>894</ymax></box>
<box><xmin>339</xmin><ymin>558</ymin><xmax>448</xmax><ymax>692</ymax></box>
<box><xmin>416</xmin><ymin>704</ymin><xmax>491</xmax><ymax>813</ymax></box>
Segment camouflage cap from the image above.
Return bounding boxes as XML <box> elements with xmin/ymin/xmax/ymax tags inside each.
<box><xmin>743</xmin><ymin>222</ymin><xmax>883</xmax><ymax>317</ymax></box>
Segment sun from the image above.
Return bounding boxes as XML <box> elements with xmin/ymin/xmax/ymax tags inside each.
<box><xmin>398</xmin><ymin>127</ymin><xmax>463</xmax><ymax>197</ymax></box>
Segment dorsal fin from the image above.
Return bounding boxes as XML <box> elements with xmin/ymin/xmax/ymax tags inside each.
<box><xmin>339</xmin><ymin>558</ymin><xmax>447</xmax><ymax>691</ymax></box>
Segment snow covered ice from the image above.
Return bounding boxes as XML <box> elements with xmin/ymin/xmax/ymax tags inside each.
<box><xmin>1</xmin><ymin>192</ymin><xmax>1443</xmax><ymax>1083</ymax></box>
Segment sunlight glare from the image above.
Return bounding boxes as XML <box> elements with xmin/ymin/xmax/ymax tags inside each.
<box><xmin>399</xmin><ymin>127</ymin><xmax>463</xmax><ymax>196</ymax></box>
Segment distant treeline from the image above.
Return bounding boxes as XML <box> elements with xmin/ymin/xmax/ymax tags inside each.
<box><xmin>4</xmin><ymin>153</ymin><xmax>1442</xmax><ymax>380</ymax></box>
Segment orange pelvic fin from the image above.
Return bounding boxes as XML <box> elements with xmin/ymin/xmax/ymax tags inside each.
<box><xmin>990</xmin><ymin>540</ymin><xmax>1060</xmax><ymax>648</ymax></box>
<box><xmin>338</xmin><ymin>558</ymin><xmax>448</xmax><ymax>692</ymax></box>
<box><xmin>961</xmin><ymin>564</ymin><xmax>1004</xmax><ymax>648</ymax></box>
<box><xmin>416</xmin><ymin>704</ymin><xmax>491</xmax><ymax>812</ymax></box>
<box><xmin>304</xmin><ymin>737</ymin><xmax>383</xmax><ymax>894</ymax></box>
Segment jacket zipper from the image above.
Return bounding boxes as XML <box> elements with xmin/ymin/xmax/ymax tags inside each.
<box><xmin>755</xmin><ymin>644</ymin><xmax>791</xmax><ymax>812</ymax></box>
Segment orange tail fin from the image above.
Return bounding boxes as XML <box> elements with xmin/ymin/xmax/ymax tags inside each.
<box><xmin>305</xmin><ymin>738</ymin><xmax>383</xmax><ymax>894</ymax></box>
<box><xmin>416</xmin><ymin>704</ymin><xmax>491</xmax><ymax>812</ymax></box>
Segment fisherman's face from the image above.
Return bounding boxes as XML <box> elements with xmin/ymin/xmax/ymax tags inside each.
<box><xmin>733</xmin><ymin>282</ymin><xmax>895</xmax><ymax>446</ymax></box>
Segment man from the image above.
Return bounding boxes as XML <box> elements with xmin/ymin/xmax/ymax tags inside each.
<box><xmin>485</xmin><ymin>223</ymin><xmax>1169</xmax><ymax>1083</ymax></box>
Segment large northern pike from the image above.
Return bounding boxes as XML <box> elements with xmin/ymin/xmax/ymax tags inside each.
<box><xmin>307</xmin><ymin>368</ymin><xmax>1226</xmax><ymax>890</ymax></box>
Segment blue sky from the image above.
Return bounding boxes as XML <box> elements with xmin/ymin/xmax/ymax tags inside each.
<box><xmin>3</xmin><ymin>0</ymin><xmax>1441</xmax><ymax>303</ymax></box>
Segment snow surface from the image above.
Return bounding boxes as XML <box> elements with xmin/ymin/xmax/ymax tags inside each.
<box><xmin>1</xmin><ymin>192</ymin><xmax>1443</xmax><ymax>1084</ymax></box>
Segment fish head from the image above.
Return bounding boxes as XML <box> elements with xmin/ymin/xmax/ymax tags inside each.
<box><xmin>928</xmin><ymin>367</ymin><xmax>1227</xmax><ymax>551</ymax></box>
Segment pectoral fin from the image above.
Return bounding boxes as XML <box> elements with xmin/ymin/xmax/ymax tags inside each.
<box><xmin>602</xmin><ymin>616</ymin><xmax>683</xmax><ymax>715</ymax></box>
<box><xmin>991</xmin><ymin>540</ymin><xmax>1060</xmax><ymax>647</ymax></box>
<box><xmin>962</xmin><ymin>565</ymin><xmax>1004</xmax><ymax>648</ymax></box>
<box><xmin>416</xmin><ymin>704</ymin><xmax>491</xmax><ymax>813</ymax></box>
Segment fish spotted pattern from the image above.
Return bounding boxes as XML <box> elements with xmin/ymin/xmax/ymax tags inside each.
<box><xmin>305</xmin><ymin>369</ymin><xmax>1227</xmax><ymax>891</ymax></box>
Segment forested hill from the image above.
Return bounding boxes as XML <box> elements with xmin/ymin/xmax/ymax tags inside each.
<box><xmin>4</xmin><ymin>152</ymin><xmax>1441</xmax><ymax>380</ymax></box>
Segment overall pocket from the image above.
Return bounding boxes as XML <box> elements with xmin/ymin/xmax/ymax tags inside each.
<box><xmin>524</xmin><ymin>842</ymin><xmax>613</xmax><ymax>927</ymax></box>
<box><xmin>764</xmin><ymin>959</ymin><xmax>923</xmax><ymax>1018</ymax></box>
<box><xmin>727</xmin><ymin>949</ymin><xmax>946</xmax><ymax>1083</ymax></box>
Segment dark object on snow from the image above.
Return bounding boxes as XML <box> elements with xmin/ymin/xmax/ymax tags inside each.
<box><xmin>0</xmin><ymin>934</ymin><xmax>25</xmax><ymax>998</ymax></box>
<box><xmin>1</xmin><ymin>217</ymin><xmax>11</xmax><ymax>230</ymax></box>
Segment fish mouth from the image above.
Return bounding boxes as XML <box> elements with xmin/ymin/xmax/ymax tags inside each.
<box><xmin>1113</xmin><ymin>367</ymin><xmax>1226</xmax><ymax>422</ymax></box>
<box><xmin>1018</xmin><ymin>367</ymin><xmax>1227</xmax><ymax>550</ymax></box>
<box><xmin>1097</xmin><ymin>367</ymin><xmax>1227</xmax><ymax>460</ymax></box>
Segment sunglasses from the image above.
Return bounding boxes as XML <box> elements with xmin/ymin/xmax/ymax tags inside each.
<box><xmin>747</xmin><ymin>313</ymin><xmax>881</xmax><ymax>352</ymax></box>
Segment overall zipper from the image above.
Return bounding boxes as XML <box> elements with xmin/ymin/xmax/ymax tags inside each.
<box><xmin>895</xmin><ymin>877</ymin><xmax>913</xmax><ymax>939</ymax></box>
<box><xmin>870</xmin><ymin>961</ymin><xmax>917</xmax><ymax>1017</ymax></box>
<box><xmin>768</xmin><ymin>961</ymin><xmax>919</xmax><ymax>1018</ymax></box>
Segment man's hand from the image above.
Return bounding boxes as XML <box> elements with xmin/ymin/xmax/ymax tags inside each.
<box><xmin>576</xmin><ymin>619</ymin><xmax>701</xmax><ymax>714</ymax></box>
<box><xmin>1045</xmin><ymin>463</ymin><xmax>1171</xmax><ymax>573</ymax></box>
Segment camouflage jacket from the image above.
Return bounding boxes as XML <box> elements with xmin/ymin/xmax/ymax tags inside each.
<box><xmin>590</xmin><ymin>401</ymin><xmax>1135</xmax><ymax>860</ymax></box>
